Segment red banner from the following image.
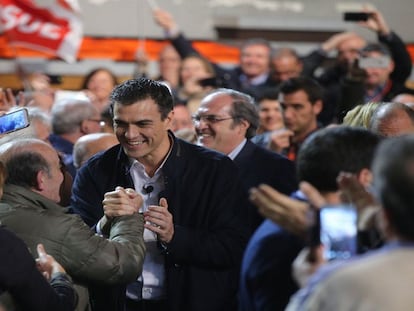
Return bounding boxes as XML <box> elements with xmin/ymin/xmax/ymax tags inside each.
<box><xmin>0</xmin><ymin>0</ymin><xmax>82</xmax><ymax>62</ymax></box>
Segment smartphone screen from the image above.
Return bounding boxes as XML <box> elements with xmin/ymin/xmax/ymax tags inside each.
<box><xmin>320</xmin><ymin>204</ymin><xmax>357</xmax><ymax>261</ymax></box>
<box><xmin>0</xmin><ymin>108</ymin><xmax>30</xmax><ymax>135</ymax></box>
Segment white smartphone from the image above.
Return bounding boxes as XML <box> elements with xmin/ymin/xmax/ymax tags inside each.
<box><xmin>0</xmin><ymin>108</ymin><xmax>30</xmax><ymax>135</ymax></box>
<box><xmin>320</xmin><ymin>204</ymin><xmax>358</xmax><ymax>261</ymax></box>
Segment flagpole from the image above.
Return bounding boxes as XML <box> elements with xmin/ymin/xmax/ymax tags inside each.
<box><xmin>134</xmin><ymin>0</ymin><xmax>158</xmax><ymax>77</ymax></box>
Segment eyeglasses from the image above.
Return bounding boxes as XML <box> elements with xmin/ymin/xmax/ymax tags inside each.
<box><xmin>192</xmin><ymin>114</ymin><xmax>234</xmax><ymax>124</ymax></box>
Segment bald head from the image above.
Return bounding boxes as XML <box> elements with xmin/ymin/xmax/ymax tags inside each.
<box><xmin>73</xmin><ymin>133</ymin><xmax>118</xmax><ymax>169</ymax></box>
<box><xmin>369</xmin><ymin>102</ymin><xmax>414</xmax><ymax>137</ymax></box>
<box><xmin>0</xmin><ymin>138</ymin><xmax>63</xmax><ymax>203</ymax></box>
<box><xmin>271</xmin><ymin>47</ymin><xmax>303</xmax><ymax>83</ymax></box>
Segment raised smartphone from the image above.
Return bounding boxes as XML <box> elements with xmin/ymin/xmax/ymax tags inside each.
<box><xmin>343</xmin><ymin>12</ymin><xmax>371</xmax><ymax>22</ymax></box>
<box><xmin>320</xmin><ymin>204</ymin><xmax>358</xmax><ymax>260</ymax></box>
<box><xmin>0</xmin><ymin>108</ymin><xmax>30</xmax><ymax>135</ymax></box>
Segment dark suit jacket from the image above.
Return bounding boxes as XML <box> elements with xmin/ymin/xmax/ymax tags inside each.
<box><xmin>71</xmin><ymin>135</ymin><xmax>249</xmax><ymax>311</ymax></box>
<box><xmin>233</xmin><ymin>140</ymin><xmax>297</xmax><ymax>232</ymax></box>
<box><xmin>238</xmin><ymin>220</ymin><xmax>304</xmax><ymax>311</ymax></box>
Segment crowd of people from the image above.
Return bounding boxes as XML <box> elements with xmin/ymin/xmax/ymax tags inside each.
<box><xmin>0</xmin><ymin>5</ymin><xmax>414</xmax><ymax>311</ymax></box>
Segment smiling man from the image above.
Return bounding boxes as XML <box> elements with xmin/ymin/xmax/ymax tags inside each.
<box><xmin>71</xmin><ymin>78</ymin><xmax>249</xmax><ymax>311</ymax></box>
<box><xmin>195</xmin><ymin>88</ymin><xmax>297</xmax><ymax>232</ymax></box>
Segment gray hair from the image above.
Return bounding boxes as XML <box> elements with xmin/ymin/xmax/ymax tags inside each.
<box><xmin>209</xmin><ymin>88</ymin><xmax>259</xmax><ymax>138</ymax></box>
<box><xmin>51</xmin><ymin>99</ymin><xmax>97</xmax><ymax>135</ymax></box>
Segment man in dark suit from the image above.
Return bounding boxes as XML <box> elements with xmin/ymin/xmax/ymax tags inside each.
<box><xmin>195</xmin><ymin>88</ymin><xmax>297</xmax><ymax>233</ymax></box>
<box><xmin>71</xmin><ymin>78</ymin><xmax>249</xmax><ymax>311</ymax></box>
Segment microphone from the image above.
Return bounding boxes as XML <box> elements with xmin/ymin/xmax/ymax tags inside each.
<box><xmin>142</xmin><ymin>185</ymin><xmax>154</xmax><ymax>194</ymax></box>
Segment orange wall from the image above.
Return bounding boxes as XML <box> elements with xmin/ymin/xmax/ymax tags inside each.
<box><xmin>1</xmin><ymin>35</ymin><xmax>414</xmax><ymax>65</ymax></box>
<box><xmin>0</xmin><ymin>35</ymin><xmax>240</xmax><ymax>64</ymax></box>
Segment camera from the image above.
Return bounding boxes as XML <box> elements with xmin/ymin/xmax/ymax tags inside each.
<box><xmin>343</xmin><ymin>12</ymin><xmax>372</xmax><ymax>22</ymax></box>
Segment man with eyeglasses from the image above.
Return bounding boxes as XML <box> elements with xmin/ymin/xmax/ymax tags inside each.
<box><xmin>195</xmin><ymin>88</ymin><xmax>297</xmax><ymax>232</ymax></box>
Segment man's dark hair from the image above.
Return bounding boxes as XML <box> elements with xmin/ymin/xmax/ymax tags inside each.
<box><xmin>279</xmin><ymin>77</ymin><xmax>323</xmax><ymax>104</ymax></box>
<box><xmin>257</xmin><ymin>88</ymin><xmax>279</xmax><ymax>103</ymax></box>
<box><xmin>297</xmin><ymin>126</ymin><xmax>381</xmax><ymax>192</ymax></box>
<box><xmin>109</xmin><ymin>78</ymin><xmax>174</xmax><ymax>120</ymax></box>
<box><xmin>373</xmin><ymin>135</ymin><xmax>414</xmax><ymax>240</ymax></box>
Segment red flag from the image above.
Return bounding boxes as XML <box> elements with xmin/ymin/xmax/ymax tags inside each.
<box><xmin>0</xmin><ymin>0</ymin><xmax>82</xmax><ymax>63</ymax></box>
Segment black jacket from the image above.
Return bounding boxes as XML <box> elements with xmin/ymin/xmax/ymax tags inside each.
<box><xmin>71</xmin><ymin>135</ymin><xmax>250</xmax><ymax>311</ymax></box>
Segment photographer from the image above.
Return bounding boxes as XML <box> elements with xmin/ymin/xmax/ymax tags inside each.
<box><xmin>337</xmin><ymin>41</ymin><xmax>414</xmax><ymax>121</ymax></box>
<box><xmin>314</xmin><ymin>7</ymin><xmax>413</xmax><ymax>123</ymax></box>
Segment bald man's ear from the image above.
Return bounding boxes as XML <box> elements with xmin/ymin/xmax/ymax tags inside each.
<box><xmin>35</xmin><ymin>170</ymin><xmax>46</xmax><ymax>191</ymax></box>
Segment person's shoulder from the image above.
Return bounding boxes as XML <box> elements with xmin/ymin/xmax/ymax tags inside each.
<box><xmin>175</xmin><ymin>138</ymin><xmax>230</xmax><ymax>162</ymax></box>
<box><xmin>248</xmin><ymin>219</ymin><xmax>289</xmax><ymax>243</ymax></box>
<box><xmin>248</xmin><ymin>140</ymin><xmax>292</xmax><ymax>163</ymax></box>
<box><xmin>306</xmin><ymin>249</ymin><xmax>384</xmax><ymax>291</ymax></box>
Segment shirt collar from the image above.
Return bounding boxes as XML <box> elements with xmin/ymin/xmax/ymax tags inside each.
<box><xmin>239</xmin><ymin>73</ymin><xmax>269</xmax><ymax>86</ymax></box>
<box><xmin>227</xmin><ymin>138</ymin><xmax>247</xmax><ymax>160</ymax></box>
<box><xmin>128</xmin><ymin>133</ymin><xmax>174</xmax><ymax>177</ymax></box>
